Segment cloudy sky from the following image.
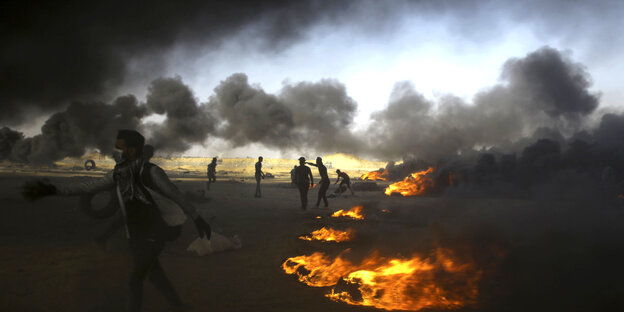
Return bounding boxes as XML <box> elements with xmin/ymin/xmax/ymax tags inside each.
<box><xmin>2</xmin><ymin>0</ymin><xmax>623</xmax><ymax>161</ymax></box>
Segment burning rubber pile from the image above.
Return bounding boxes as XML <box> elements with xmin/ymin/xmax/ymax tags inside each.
<box><xmin>298</xmin><ymin>227</ymin><xmax>354</xmax><ymax>243</ymax></box>
<box><xmin>283</xmin><ymin>249</ymin><xmax>481</xmax><ymax>311</ymax></box>
<box><xmin>361</xmin><ymin>166</ymin><xmax>445</xmax><ymax>197</ymax></box>
<box><xmin>284</xmin><ymin>204</ymin><xmax>483</xmax><ymax>311</ymax></box>
<box><xmin>384</xmin><ymin>167</ymin><xmax>435</xmax><ymax>197</ymax></box>
<box><xmin>330</xmin><ymin>205</ymin><xmax>365</xmax><ymax>220</ymax></box>
<box><xmin>361</xmin><ymin>169</ymin><xmax>389</xmax><ymax>181</ymax></box>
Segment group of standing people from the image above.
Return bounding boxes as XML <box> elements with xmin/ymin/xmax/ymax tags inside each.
<box><xmin>273</xmin><ymin>156</ymin><xmax>357</xmax><ymax>210</ymax></box>
<box><xmin>208</xmin><ymin>155</ymin><xmax>354</xmax><ymax>210</ymax></box>
<box><xmin>206</xmin><ymin>156</ymin><xmax>266</xmax><ymax>198</ymax></box>
<box><xmin>294</xmin><ymin>156</ymin><xmax>354</xmax><ymax>211</ymax></box>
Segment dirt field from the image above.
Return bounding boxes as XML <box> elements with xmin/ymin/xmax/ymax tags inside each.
<box><xmin>1</xmin><ymin>172</ymin><xmax>623</xmax><ymax>312</ymax></box>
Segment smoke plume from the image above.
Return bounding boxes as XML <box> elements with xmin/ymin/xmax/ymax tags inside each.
<box><xmin>0</xmin><ymin>0</ymin><xmax>353</xmax><ymax>124</ymax></box>
<box><xmin>4</xmin><ymin>0</ymin><xmax>620</xmax><ymax>125</ymax></box>
<box><xmin>145</xmin><ymin>77</ymin><xmax>217</xmax><ymax>153</ymax></box>
<box><xmin>2</xmin><ymin>45</ymin><xmax>623</xmax><ymax>201</ymax></box>
<box><xmin>209</xmin><ymin>73</ymin><xmax>362</xmax><ymax>153</ymax></box>
<box><xmin>4</xmin><ymin>96</ymin><xmax>147</xmax><ymax>164</ymax></box>
<box><xmin>365</xmin><ymin>47</ymin><xmax>600</xmax><ymax>161</ymax></box>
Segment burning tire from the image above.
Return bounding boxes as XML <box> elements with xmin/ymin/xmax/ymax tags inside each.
<box><xmin>79</xmin><ymin>189</ymin><xmax>118</xmax><ymax>219</ymax></box>
<box><xmin>84</xmin><ymin>159</ymin><xmax>96</xmax><ymax>171</ymax></box>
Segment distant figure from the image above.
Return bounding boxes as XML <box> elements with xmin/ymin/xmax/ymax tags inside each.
<box><xmin>335</xmin><ymin>169</ymin><xmax>355</xmax><ymax>196</ymax></box>
<box><xmin>295</xmin><ymin>157</ymin><xmax>314</xmax><ymax>210</ymax></box>
<box><xmin>307</xmin><ymin>157</ymin><xmax>329</xmax><ymax>208</ymax></box>
<box><xmin>206</xmin><ymin>157</ymin><xmax>217</xmax><ymax>190</ymax></box>
<box><xmin>290</xmin><ymin>165</ymin><xmax>297</xmax><ymax>186</ymax></box>
<box><xmin>254</xmin><ymin>156</ymin><xmax>265</xmax><ymax>198</ymax></box>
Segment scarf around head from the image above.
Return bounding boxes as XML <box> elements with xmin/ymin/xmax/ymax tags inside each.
<box><xmin>113</xmin><ymin>158</ymin><xmax>152</xmax><ymax>205</ymax></box>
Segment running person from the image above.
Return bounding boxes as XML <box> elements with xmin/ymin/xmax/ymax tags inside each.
<box><xmin>22</xmin><ymin>130</ymin><xmax>211</xmax><ymax>312</ymax></box>
<box><xmin>307</xmin><ymin>157</ymin><xmax>329</xmax><ymax>208</ymax></box>
<box><xmin>335</xmin><ymin>169</ymin><xmax>355</xmax><ymax>195</ymax></box>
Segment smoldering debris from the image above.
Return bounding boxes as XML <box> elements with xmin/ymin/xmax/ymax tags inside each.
<box><xmin>441</xmin><ymin>114</ymin><xmax>624</xmax><ymax>200</ymax></box>
<box><xmin>298</xmin><ymin>198</ymin><xmax>624</xmax><ymax>312</ymax></box>
<box><xmin>358</xmin><ymin>47</ymin><xmax>615</xmax><ymax>199</ymax></box>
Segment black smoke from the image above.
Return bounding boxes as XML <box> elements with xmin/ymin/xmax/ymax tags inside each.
<box><xmin>501</xmin><ymin>48</ymin><xmax>599</xmax><ymax>119</ymax></box>
<box><xmin>0</xmin><ymin>127</ymin><xmax>24</xmax><ymax>160</ymax></box>
<box><xmin>145</xmin><ymin>77</ymin><xmax>217</xmax><ymax>153</ymax></box>
<box><xmin>2</xmin><ymin>45</ymin><xmax>623</xmax><ymax>201</ymax></box>
<box><xmin>365</xmin><ymin>47</ymin><xmax>600</xmax><ymax>162</ymax></box>
<box><xmin>5</xmin><ymin>96</ymin><xmax>147</xmax><ymax>164</ymax></box>
<box><xmin>209</xmin><ymin>73</ymin><xmax>362</xmax><ymax>154</ymax></box>
<box><xmin>3</xmin><ymin>0</ymin><xmax>621</xmax><ymax>125</ymax></box>
<box><xmin>0</xmin><ymin>0</ymin><xmax>353</xmax><ymax>124</ymax></box>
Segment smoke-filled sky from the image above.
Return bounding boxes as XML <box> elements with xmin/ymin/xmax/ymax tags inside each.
<box><xmin>1</xmin><ymin>0</ymin><xmax>623</xmax><ymax>161</ymax></box>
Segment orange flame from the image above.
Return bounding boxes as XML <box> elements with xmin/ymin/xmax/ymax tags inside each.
<box><xmin>331</xmin><ymin>205</ymin><xmax>364</xmax><ymax>220</ymax></box>
<box><xmin>361</xmin><ymin>169</ymin><xmax>389</xmax><ymax>181</ymax></box>
<box><xmin>299</xmin><ymin>227</ymin><xmax>354</xmax><ymax>242</ymax></box>
<box><xmin>282</xmin><ymin>249</ymin><xmax>481</xmax><ymax>311</ymax></box>
<box><xmin>384</xmin><ymin>167</ymin><xmax>435</xmax><ymax>196</ymax></box>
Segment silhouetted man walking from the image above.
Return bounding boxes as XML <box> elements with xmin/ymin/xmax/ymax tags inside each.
<box><xmin>307</xmin><ymin>157</ymin><xmax>329</xmax><ymax>208</ymax></box>
<box><xmin>254</xmin><ymin>156</ymin><xmax>265</xmax><ymax>198</ymax></box>
<box><xmin>22</xmin><ymin>130</ymin><xmax>211</xmax><ymax>312</ymax></box>
<box><xmin>295</xmin><ymin>157</ymin><xmax>314</xmax><ymax>210</ymax></box>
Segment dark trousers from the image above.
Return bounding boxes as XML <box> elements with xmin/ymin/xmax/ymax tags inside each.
<box><xmin>206</xmin><ymin>174</ymin><xmax>216</xmax><ymax>190</ymax></box>
<box><xmin>255</xmin><ymin>175</ymin><xmax>262</xmax><ymax>197</ymax></box>
<box><xmin>316</xmin><ymin>180</ymin><xmax>330</xmax><ymax>207</ymax></box>
<box><xmin>340</xmin><ymin>179</ymin><xmax>354</xmax><ymax>195</ymax></box>
<box><xmin>298</xmin><ymin>183</ymin><xmax>309</xmax><ymax>210</ymax></box>
<box><xmin>128</xmin><ymin>238</ymin><xmax>182</xmax><ymax>312</ymax></box>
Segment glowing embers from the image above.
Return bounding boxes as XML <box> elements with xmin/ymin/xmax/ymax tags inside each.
<box><xmin>361</xmin><ymin>169</ymin><xmax>389</xmax><ymax>181</ymax></box>
<box><xmin>331</xmin><ymin>205</ymin><xmax>364</xmax><ymax>220</ymax></box>
<box><xmin>282</xmin><ymin>249</ymin><xmax>481</xmax><ymax>311</ymax></box>
<box><xmin>299</xmin><ymin>227</ymin><xmax>354</xmax><ymax>243</ymax></box>
<box><xmin>384</xmin><ymin>167</ymin><xmax>435</xmax><ymax>196</ymax></box>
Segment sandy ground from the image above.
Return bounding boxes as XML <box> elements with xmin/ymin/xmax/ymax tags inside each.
<box><xmin>1</xmin><ymin>173</ymin><xmax>623</xmax><ymax>312</ymax></box>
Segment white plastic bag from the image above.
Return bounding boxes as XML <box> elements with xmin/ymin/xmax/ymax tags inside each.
<box><xmin>187</xmin><ymin>231</ymin><xmax>242</xmax><ymax>256</ymax></box>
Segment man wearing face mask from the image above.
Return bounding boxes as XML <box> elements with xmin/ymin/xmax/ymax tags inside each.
<box><xmin>94</xmin><ymin>144</ymin><xmax>155</xmax><ymax>247</ymax></box>
<box><xmin>23</xmin><ymin>130</ymin><xmax>210</xmax><ymax>312</ymax></box>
